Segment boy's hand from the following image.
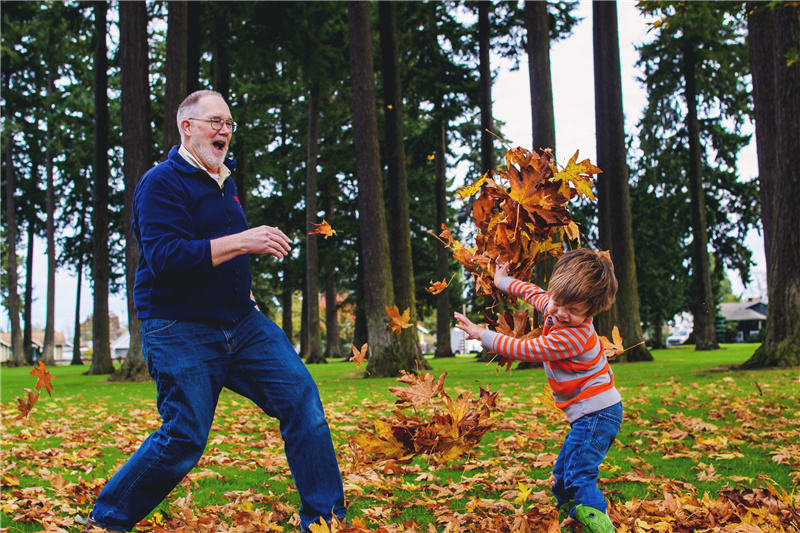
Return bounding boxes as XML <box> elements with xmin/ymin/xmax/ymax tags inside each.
<box><xmin>454</xmin><ymin>312</ymin><xmax>487</xmax><ymax>341</ymax></box>
<box><xmin>494</xmin><ymin>261</ymin><xmax>511</xmax><ymax>286</ymax></box>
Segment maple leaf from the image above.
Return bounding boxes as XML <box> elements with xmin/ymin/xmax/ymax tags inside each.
<box><xmin>389</xmin><ymin>371</ymin><xmax>446</xmax><ymax>407</ymax></box>
<box><xmin>540</xmin><ymin>384</ymin><xmax>560</xmax><ymax>413</ymax></box>
<box><xmin>425</xmin><ymin>273</ymin><xmax>456</xmax><ymax>295</ymax></box>
<box><xmin>385</xmin><ymin>305</ymin><xmax>413</xmax><ymax>335</ymax></box>
<box><xmin>599</xmin><ymin>326</ymin><xmax>625</xmax><ymax>360</ymax></box>
<box><xmin>15</xmin><ymin>388</ymin><xmax>39</xmax><ymax>419</ymax></box>
<box><xmin>30</xmin><ymin>360</ymin><xmax>58</xmax><ymax>396</ymax></box>
<box><xmin>456</xmin><ymin>175</ymin><xmax>486</xmax><ymax>199</ymax></box>
<box><xmin>349</xmin><ymin>343</ymin><xmax>368</xmax><ymax>370</ymax></box>
<box><xmin>308</xmin><ymin>219</ymin><xmax>339</xmax><ymax>239</ymax></box>
<box><xmin>552</xmin><ymin>150</ymin><xmax>601</xmax><ymax>200</ymax></box>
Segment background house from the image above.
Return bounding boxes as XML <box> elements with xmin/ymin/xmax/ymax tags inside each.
<box><xmin>0</xmin><ymin>332</ymin><xmax>73</xmax><ymax>365</ymax></box>
<box><xmin>719</xmin><ymin>300</ymin><xmax>767</xmax><ymax>343</ymax></box>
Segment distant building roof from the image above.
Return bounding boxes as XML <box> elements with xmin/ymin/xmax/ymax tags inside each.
<box><xmin>719</xmin><ymin>301</ymin><xmax>767</xmax><ymax>322</ymax></box>
<box><xmin>0</xmin><ymin>331</ymin><xmax>70</xmax><ymax>347</ymax></box>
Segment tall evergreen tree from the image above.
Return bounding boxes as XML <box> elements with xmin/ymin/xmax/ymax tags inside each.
<box><xmin>88</xmin><ymin>2</ymin><xmax>114</xmax><ymax>375</ymax></box>
<box><xmin>741</xmin><ymin>3</ymin><xmax>800</xmax><ymax>368</ymax></box>
<box><xmin>111</xmin><ymin>0</ymin><xmax>152</xmax><ymax>382</ymax></box>
<box><xmin>592</xmin><ymin>1</ymin><xmax>651</xmax><ymax>362</ymax></box>
<box><xmin>637</xmin><ymin>2</ymin><xmax>758</xmax><ymax>351</ymax></box>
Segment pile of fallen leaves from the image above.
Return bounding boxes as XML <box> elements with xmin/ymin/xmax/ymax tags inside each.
<box><xmin>347</xmin><ymin>371</ymin><xmax>502</xmax><ymax>467</ymax></box>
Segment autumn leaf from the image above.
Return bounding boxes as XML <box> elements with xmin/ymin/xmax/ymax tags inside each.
<box><xmin>599</xmin><ymin>326</ymin><xmax>625</xmax><ymax>360</ymax></box>
<box><xmin>456</xmin><ymin>175</ymin><xmax>486</xmax><ymax>199</ymax></box>
<box><xmin>540</xmin><ymin>384</ymin><xmax>560</xmax><ymax>413</ymax></box>
<box><xmin>349</xmin><ymin>343</ymin><xmax>368</xmax><ymax>370</ymax></box>
<box><xmin>385</xmin><ymin>305</ymin><xmax>413</xmax><ymax>335</ymax></box>
<box><xmin>15</xmin><ymin>388</ymin><xmax>39</xmax><ymax>419</ymax></box>
<box><xmin>389</xmin><ymin>371</ymin><xmax>446</xmax><ymax>407</ymax></box>
<box><xmin>30</xmin><ymin>360</ymin><xmax>58</xmax><ymax>396</ymax></box>
<box><xmin>308</xmin><ymin>219</ymin><xmax>339</xmax><ymax>239</ymax></box>
<box><xmin>425</xmin><ymin>273</ymin><xmax>456</xmax><ymax>295</ymax></box>
<box><xmin>552</xmin><ymin>150</ymin><xmax>601</xmax><ymax>200</ymax></box>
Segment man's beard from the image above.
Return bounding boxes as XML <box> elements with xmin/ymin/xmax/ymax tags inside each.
<box><xmin>194</xmin><ymin>139</ymin><xmax>227</xmax><ymax>170</ymax></box>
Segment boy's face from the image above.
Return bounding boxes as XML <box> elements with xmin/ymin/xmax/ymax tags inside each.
<box><xmin>547</xmin><ymin>298</ymin><xmax>589</xmax><ymax>328</ymax></box>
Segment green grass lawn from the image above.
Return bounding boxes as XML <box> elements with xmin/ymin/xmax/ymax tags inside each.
<box><xmin>1</xmin><ymin>344</ymin><xmax>798</xmax><ymax>532</ymax></box>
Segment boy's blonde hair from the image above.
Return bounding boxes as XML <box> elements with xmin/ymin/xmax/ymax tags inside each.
<box><xmin>547</xmin><ymin>249</ymin><xmax>618</xmax><ymax>317</ymax></box>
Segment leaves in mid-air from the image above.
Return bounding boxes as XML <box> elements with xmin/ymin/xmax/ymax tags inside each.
<box><xmin>15</xmin><ymin>389</ymin><xmax>39</xmax><ymax>420</ymax></box>
<box><xmin>385</xmin><ymin>305</ymin><xmax>413</xmax><ymax>335</ymax></box>
<box><xmin>30</xmin><ymin>361</ymin><xmax>58</xmax><ymax>396</ymax></box>
<box><xmin>308</xmin><ymin>219</ymin><xmax>340</xmax><ymax>239</ymax></box>
<box><xmin>349</xmin><ymin>343</ymin><xmax>368</xmax><ymax>370</ymax></box>
<box><xmin>425</xmin><ymin>273</ymin><xmax>456</xmax><ymax>295</ymax></box>
<box><xmin>436</xmin><ymin>146</ymin><xmax>600</xmax><ymax>304</ymax></box>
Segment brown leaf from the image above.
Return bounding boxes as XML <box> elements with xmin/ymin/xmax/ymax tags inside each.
<box><xmin>308</xmin><ymin>219</ymin><xmax>340</xmax><ymax>239</ymax></box>
<box><xmin>385</xmin><ymin>305</ymin><xmax>413</xmax><ymax>335</ymax></box>
<box><xmin>30</xmin><ymin>360</ymin><xmax>58</xmax><ymax>396</ymax></box>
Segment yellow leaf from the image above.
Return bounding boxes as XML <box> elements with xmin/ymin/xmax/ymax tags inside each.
<box><xmin>456</xmin><ymin>175</ymin><xmax>487</xmax><ymax>199</ymax></box>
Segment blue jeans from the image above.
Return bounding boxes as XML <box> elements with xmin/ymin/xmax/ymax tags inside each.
<box><xmin>91</xmin><ymin>309</ymin><xmax>346</xmax><ymax>531</ymax></box>
<box><xmin>551</xmin><ymin>402</ymin><xmax>623</xmax><ymax>514</ymax></box>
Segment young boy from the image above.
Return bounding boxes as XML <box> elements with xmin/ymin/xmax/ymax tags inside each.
<box><xmin>454</xmin><ymin>249</ymin><xmax>622</xmax><ymax>533</ymax></box>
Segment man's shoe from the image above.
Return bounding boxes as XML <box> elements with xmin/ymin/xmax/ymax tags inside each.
<box><xmin>75</xmin><ymin>514</ymin><xmax>127</xmax><ymax>533</ymax></box>
<box><xmin>572</xmin><ymin>504</ymin><xmax>614</xmax><ymax>533</ymax></box>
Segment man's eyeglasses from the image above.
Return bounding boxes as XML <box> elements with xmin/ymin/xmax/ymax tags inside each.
<box><xmin>188</xmin><ymin>117</ymin><xmax>237</xmax><ymax>133</ymax></box>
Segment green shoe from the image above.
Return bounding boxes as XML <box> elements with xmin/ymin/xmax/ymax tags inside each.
<box><xmin>557</xmin><ymin>500</ymin><xmax>576</xmax><ymax>523</ymax></box>
<box><xmin>573</xmin><ymin>504</ymin><xmax>614</xmax><ymax>533</ymax></box>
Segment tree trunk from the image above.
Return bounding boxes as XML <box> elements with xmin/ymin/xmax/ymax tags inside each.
<box><xmin>71</xmin><ymin>258</ymin><xmax>84</xmax><ymax>365</ymax></box>
<box><xmin>24</xmin><ymin>225</ymin><xmax>34</xmax><ymax>364</ymax></box>
<box><xmin>186</xmin><ymin>2</ymin><xmax>202</xmax><ymax>95</ymax></box>
<box><xmin>592</xmin><ymin>1</ymin><xmax>652</xmax><ymax>362</ymax></box>
<box><xmin>682</xmin><ymin>39</ymin><xmax>719</xmax><ymax>351</ymax></box>
<box><xmin>88</xmin><ymin>2</ymin><xmax>115</xmax><ymax>375</ymax></box>
<box><xmin>525</xmin><ymin>0</ymin><xmax>555</xmax><ymax>155</ymax></box>
<box><xmin>741</xmin><ymin>3</ymin><xmax>800</xmax><ymax>368</ymax></box>
<box><xmin>42</xmin><ymin>70</ymin><xmax>56</xmax><ymax>367</ymax></box>
<box><xmin>747</xmin><ymin>3</ymin><xmax>775</xmax><ymax>276</ymax></box>
<box><xmin>3</xmin><ymin>95</ymin><xmax>25</xmax><ymax>368</ymax></box>
<box><xmin>378</xmin><ymin>1</ymin><xmax>429</xmax><ymax>371</ymax></box>
<box><xmin>324</xmin><ymin>268</ymin><xmax>343</xmax><ymax>359</ymax></box>
<box><xmin>111</xmin><ymin>0</ymin><xmax>152</xmax><ymax>382</ymax></box>
<box><xmin>281</xmin><ymin>264</ymin><xmax>294</xmax><ymax>342</ymax></box>
<box><xmin>305</xmin><ymin>81</ymin><xmax>325</xmax><ymax>364</ymax></box>
<box><xmin>433</xmin><ymin>118</ymin><xmax>454</xmax><ymax>359</ymax></box>
<box><xmin>164</xmin><ymin>0</ymin><xmax>187</xmax><ymax>153</ymax></box>
<box><xmin>478</xmin><ymin>1</ymin><xmax>495</xmax><ymax>174</ymax></box>
<box><xmin>348</xmin><ymin>1</ymin><xmax>412</xmax><ymax>377</ymax></box>
<box><xmin>212</xmin><ymin>7</ymin><xmax>230</xmax><ymax>99</ymax></box>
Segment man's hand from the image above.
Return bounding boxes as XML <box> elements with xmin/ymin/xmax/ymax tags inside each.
<box><xmin>454</xmin><ymin>312</ymin><xmax>487</xmax><ymax>342</ymax></box>
<box><xmin>211</xmin><ymin>225</ymin><xmax>291</xmax><ymax>266</ymax></box>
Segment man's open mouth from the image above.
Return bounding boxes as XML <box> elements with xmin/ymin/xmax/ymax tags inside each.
<box><xmin>213</xmin><ymin>141</ymin><xmax>226</xmax><ymax>152</ymax></box>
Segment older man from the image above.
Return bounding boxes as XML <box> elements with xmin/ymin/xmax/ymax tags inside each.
<box><xmin>83</xmin><ymin>90</ymin><xmax>347</xmax><ymax>532</ymax></box>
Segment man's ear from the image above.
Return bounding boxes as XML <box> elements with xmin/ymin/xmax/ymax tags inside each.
<box><xmin>179</xmin><ymin>119</ymin><xmax>192</xmax><ymax>138</ymax></box>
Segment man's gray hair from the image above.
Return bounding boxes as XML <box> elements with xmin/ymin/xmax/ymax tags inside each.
<box><xmin>176</xmin><ymin>90</ymin><xmax>225</xmax><ymax>142</ymax></box>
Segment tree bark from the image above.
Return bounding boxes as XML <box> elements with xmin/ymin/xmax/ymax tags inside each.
<box><xmin>281</xmin><ymin>263</ymin><xmax>294</xmax><ymax>342</ymax></box>
<box><xmin>24</xmin><ymin>225</ymin><xmax>34</xmax><ymax>364</ymax></box>
<box><xmin>682</xmin><ymin>39</ymin><xmax>719</xmax><ymax>351</ymax></box>
<box><xmin>71</xmin><ymin>258</ymin><xmax>84</xmax><ymax>365</ymax></box>
<box><xmin>379</xmin><ymin>1</ymin><xmax>428</xmax><ymax>370</ymax></box>
<box><xmin>42</xmin><ymin>70</ymin><xmax>56</xmax><ymax>367</ymax></box>
<box><xmin>741</xmin><ymin>3</ymin><xmax>800</xmax><ymax>368</ymax></box>
<box><xmin>324</xmin><ymin>268</ymin><xmax>343</xmax><ymax>359</ymax></box>
<box><xmin>525</xmin><ymin>0</ymin><xmax>555</xmax><ymax>155</ymax></box>
<box><xmin>478</xmin><ymin>1</ymin><xmax>495</xmax><ymax>174</ymax></box>
<box><xmin>3</xmin><ymin>93</ymin><xmax>25</xmax><ymax>368</ymax></box>
<box><xmin>592</xmin><ymin>1</ymin><xmax>651</xmax><ymax>362</ymax></box>
<box><xmin>186</xmin><ymin>2</ymin><xmax>202</xmax><ymax>95</ymax></box>
<box><xmin>305</xmin><ymin>81</ymin><xmax>325</xmax><ymax>364</ymax></box>
<box><xmin>88</xmin><ymin>2</ymin><xmax>115</xmax><ymax>375</ymax></box>
<box><xmin>111</xmin><ymin>0</ymin><xmax>152</xmax><ymax>382</ymax></box>
<box><xmin>746</xmin><ymin>3</ymin><xmax>775</xmax><ymax>276</ymax></box>
<box><xmin>433</xmin><ymin>118</ymin><xmax>454</xmax><ymax>358</ymax></box>
<box><xmin>164</xmin><ymin>0</ymin><xmax>187</xmax><ymax>153</ymax></box>
<box><xmin>348</xmin><ymin>1</ymin><xmax>418</xmax><ymax>377</ymax></box>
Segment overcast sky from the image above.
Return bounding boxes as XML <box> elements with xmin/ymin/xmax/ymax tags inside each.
<box><xmin>12</xmin><ymin>1</ymin><xmax>765</xmax><ymax>338</ymax></box>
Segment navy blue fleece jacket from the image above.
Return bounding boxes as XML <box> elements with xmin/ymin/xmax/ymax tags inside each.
<box><xmin>132</xmin><ymin>146</ymin><xmax>254</xmax><ymax>322</ymax></box>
